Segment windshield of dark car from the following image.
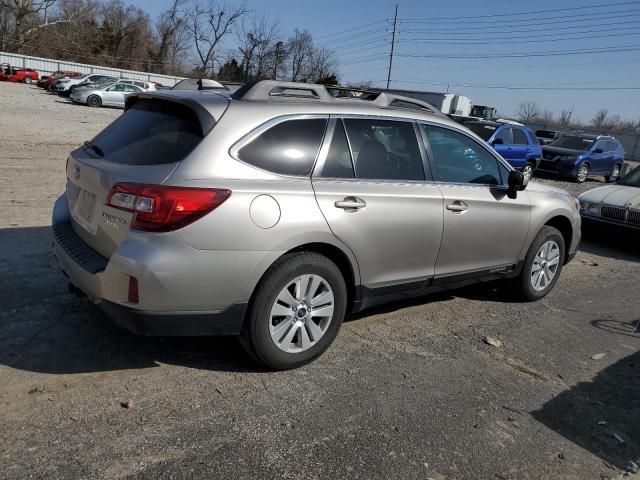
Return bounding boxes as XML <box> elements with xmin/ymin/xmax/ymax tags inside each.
<box><xmin>550</xmin><ymin>136</ymin><xmax>594</xmax><ymax>151</ymax></box>
<box><xmin>465</xmin><ymin>123</ymin><xmax>496</xmax><ymax>141</ymax></box>
<box><xmin>619</xmin><ymin>168</ymin><xmax>640</xmax><ymax>187</ymax></box>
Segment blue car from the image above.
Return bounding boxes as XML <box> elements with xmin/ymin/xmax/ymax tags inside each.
<box><xmin>540</xmin><ymin>134</ymin><xmax>625</xmax><ymax>183</ymax></box>
<box><xmin>464</xmin><ymin>120</ymin><xmax>542</xmax><ymax>177</ymax></box>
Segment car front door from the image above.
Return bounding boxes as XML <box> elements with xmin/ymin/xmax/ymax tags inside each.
<box><xmin>419</xmin><ymin>123</ymin><xmax>531</xmax><ymax>278</ymax></box>
<box><xmin>509</xmin><ymin>128</ymin><xmax>530</xmax><ymax>169</ymax></box>
<box><xmin>312</xmin><ymin>117</ymin><xmax>444</xmax><ymax>292</ymax></box>
<box><xmin>490</xmin><ymin>126</ymin><xmax>515</xmax><ymax>162</ymax></box>
<box><xmin>590</xmin><ymin>140</ymin><xmax>609</xmax><ymax>173</ymax></box>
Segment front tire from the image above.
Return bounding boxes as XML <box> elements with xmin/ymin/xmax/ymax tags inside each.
<box><xmin>23</xmin><ymin>77</ymin><xmax>32</xmax><ymax>84</ymax></box>
<box><xmin>240</xmin><ymin>252</ymin><xmax>347</xmax><ymax>370</ymax></box>
<box><xmin>574</xmin><ymin>162</ymin><xmax>589</xmax><ymax>183</ymax></box>
<box><xmin>514</xmin><ymin>226</ymin><xmax>565</xmax><ymax>301</ymax></box>
<box><xmin>87</xmin><ymin>95</ymin><xmax>102</xmax><ymax>107</ymax></box>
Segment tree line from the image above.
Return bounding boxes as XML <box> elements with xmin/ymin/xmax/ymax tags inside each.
<box><xmin>516</xmin><ymin>101</ymin><xmax>640</xmax><ymax>133</ymax></box>
<box><xmin>0</xmin><ymin>0</ymin><xmax>339</xmax><ymax>83</ymax></box>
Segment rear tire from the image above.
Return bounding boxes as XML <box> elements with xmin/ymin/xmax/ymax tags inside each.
<box><xmin>574</xmin><ymin>162</ymin><xmax>589</xmax><ymax>183</ymax></box>
<box><xmin>87</xmin><ymin>95</ymin><xmax>101</xmax><ymax>107</ymax></box>
<box><xmin>513</xmin><ymin>226</ymin><xmax>565</xmax><ymax>301</ymax></box>
<box><xmin>240</xmin><ymin>252</ymin><xmax>347</xmax><ymax>370</ymax></box>
<box><xmin>604</xmin><ymin>163</ymin><xmax>622</xmax><ymax>183</ymax></box>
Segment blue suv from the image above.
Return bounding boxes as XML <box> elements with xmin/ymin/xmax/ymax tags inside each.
<box><xmin>464</xmin><ymin>120</ymin><xmax>542</xmax><ymax>177</ymax></box>
<box><xmin>540</xmin><ymin>134</ymin><xmax>625</xmax><ymax>183</ymax></box>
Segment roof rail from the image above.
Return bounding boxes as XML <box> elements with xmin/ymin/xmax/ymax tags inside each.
<box><xmin>230</xmin><ymin>80</ymin><xmax>444</xmax><ymax>116</ymax></box>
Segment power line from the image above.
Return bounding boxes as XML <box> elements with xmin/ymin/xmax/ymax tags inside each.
<box><xmin>400</xmin><ymin>6</ymin><xmax>640</xmax><ymax>24</ymax></box>
<box><xmin>402</xmin><ymin>31</ymin><xmax>640</xmax><ymax>46</ymax></box>
<box><xmin>376</xmin><ymin>79</ymin><xmax>640</xmax><ymax>91</ymax></box>
<box><xmin>397</xmin><ymin>44</ymin><xmax>640</xmax><ymax>59</ymax></box>
<box><xmin>398</xmin><ymin>1</ymin><xmax>640</xmax><ymax>21</ymax></box>
<box><xmin>314</xmin><ymin>19</ymin><xmax>388</xmax><ymax>40</ymax></box>
<box><xmin>317</xmin><ymin>26</ymin><xmax>388</xmax><ymax>47</ymax></box>
<box><xmin>399</xmin><ymin>11</ymin><xmax>640</xmax><ymax>32</ymax></box>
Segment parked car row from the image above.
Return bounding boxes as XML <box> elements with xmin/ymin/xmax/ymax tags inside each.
<box><xmin>462</xmin><ymin>120</ymin><xmax>625</xmax><ymax>183</ymax></box>
<box><xmin>31</xmin><ymin>70</ymin><xmax>161</xmax><ymax>108</ymax></box>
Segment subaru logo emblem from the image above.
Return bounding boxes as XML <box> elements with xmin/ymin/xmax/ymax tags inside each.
<box><xmin>73</xmin><ymin>165</ymin><xmax>80</xmax><ymax>179</ymax></box>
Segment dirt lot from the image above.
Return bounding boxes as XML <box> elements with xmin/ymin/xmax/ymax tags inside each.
<box><xmin>1</xmin><ymin>81</ymin><xmax>639</xmax><ymax>480</ymax></box>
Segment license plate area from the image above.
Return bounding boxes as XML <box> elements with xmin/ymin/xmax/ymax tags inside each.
<box><xmin>68</xmin><ymin>181</ymin><xmax>98</xmax><ymax>235</ymax></box>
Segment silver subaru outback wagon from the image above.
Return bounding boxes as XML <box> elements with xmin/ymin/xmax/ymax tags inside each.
<box><xmin>52</xmin><ymin>80</ymin><xmax>581</xmax><ymax>370</ymax></box>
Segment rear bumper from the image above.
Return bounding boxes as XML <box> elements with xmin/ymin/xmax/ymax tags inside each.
<box><xmin>98</xmin><ymin>300</ymin><xmax>247</xmax><ymax>336</ymax></box>
<box><xmin>51</xmin><ymin>193</ymin><xmax>255</xmax><ymax>336</ymax></box>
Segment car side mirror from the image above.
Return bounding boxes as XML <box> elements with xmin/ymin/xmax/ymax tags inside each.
<box><xmin>507</xmin><ymin>170</ymin><xmax>528</xmax><ymax>199</ymax></box>
<box><xmin>492</xmin><ymin>138</ymin><xmax>504</xmax><ymax>145</ymax></box>
<box><xmin>593</xmin><ymin>148</ymin><xmax>603</xmax><ymax>154</ymax></box>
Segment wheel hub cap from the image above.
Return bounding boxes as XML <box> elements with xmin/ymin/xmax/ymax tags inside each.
<box><xmin>530</xmin><ymin>240</ymin><xmax>561</xmax><ymax>292</ymax></box>
<box><xmin>269</xmin><ymin>274</ymin><xmax>334</xmax><ymax>353</ymax></box>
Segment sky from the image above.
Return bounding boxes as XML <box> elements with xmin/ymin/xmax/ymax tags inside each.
<box><xmin>129</xmin><ymin>0</ymin><xmax>640</xmax><ymax>123</ymax></box>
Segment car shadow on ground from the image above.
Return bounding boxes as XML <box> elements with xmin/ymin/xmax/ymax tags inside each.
<box><xmin>532</xmin><ymin>350</ymin><xmax>640</xmax><ymax>472</ymax></box>
<box><xmin>0</xmin><ymin>226</ymin><xmax>264</xmax><ymax>375</ymax></box>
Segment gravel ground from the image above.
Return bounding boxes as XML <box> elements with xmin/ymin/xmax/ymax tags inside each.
<box><xmin>1</xmin><ymin>81</ymin><xmax>639</xmax><ymax>480</ymax></box>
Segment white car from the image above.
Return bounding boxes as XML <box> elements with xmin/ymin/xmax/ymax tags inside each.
<box><xmin>52</xmin><ymin>74</ymin><xmax>114</xmax><ymax>96</ymax></box>
<box><xmin>579</xmin><ymin>166</ymin><xmax>640</xmax><ymax>233</ymax></box>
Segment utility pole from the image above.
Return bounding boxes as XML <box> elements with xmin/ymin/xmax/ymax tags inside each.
<box><xmin>386</xmin><ymin>4</ymin><xmax>398</xmax><ymax>90</ymax></box>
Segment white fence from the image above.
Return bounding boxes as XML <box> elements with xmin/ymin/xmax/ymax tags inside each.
<box><xmin>0</xmin><ymin>51</ymin><xmax>185</xmax><ymax>86</ymax></box>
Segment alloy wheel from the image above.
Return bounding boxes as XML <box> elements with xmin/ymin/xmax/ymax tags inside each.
<box><xmin>530</xmin><ymin>240</ymin><xmax>561</xmax><ymax>291</ymax></box>
<box><xmin>577</xmin><ymin>165</ymin><xmax>588</xmax><ymax>182</ymax></box>
<box><xmin>269</xmin><ymin>274</ymin><xmax>334</xmax><ymax>353</ymax></box>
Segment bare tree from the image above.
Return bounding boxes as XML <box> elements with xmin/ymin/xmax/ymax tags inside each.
<box><xmin>237</xmin><ymin>14</ymin><xmax>281</xmax><ymax>81</ymax></box>
<box><xmin>308</xmin><ymin>47</ymin><xmax>337</xmax><ymax>83</ymax></box>
<box><xmin>558</xmin><ymin>108</ymin><xmax>573</xmax><ymax>127</ymax></box>
<box><xmin>148</xmin><ymin>0</ymin><xmax>188</xmax><ymax>74</ymax></box>
<box><xmin>592</xmin><ymin>109</ymin><xmax>608</xmax><ymax>129</ymax></box>
<box><xmin>540</xmin><ymin>109</ymin><xmax>554</xmax><ymax>127</ymax></box>
<box><xmin>516</xmin><ymin>101</ymin><xmax>541</xmax><ymax>123</ymax></box>
<box><xmin>186</xmin><ymin>0</ymin><xmax>247</xmax><ymax>76</ymax></box>
<box><xmin>0</xmin><ymin>0</ymin><xmax>71</xmax><ymax>51</ymax></box>
<box><xmin>287</xmin><ymin>28</ymin><xmax>313</xmax><ymax>81</ymax></box>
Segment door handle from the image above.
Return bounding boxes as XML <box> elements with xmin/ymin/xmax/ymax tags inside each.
<box><xmin>335</xmin><ymin>197</ymin><xmax>366</xmax><ymax>210</ymax></box>
<box><xmin>446</xmin><ymin>201</ymin><xmax>468</xmax><ymax>213</ymax></box>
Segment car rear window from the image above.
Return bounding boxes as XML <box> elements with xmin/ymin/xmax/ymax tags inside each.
<box><xmin>91</xmin><ymin>99</ymin><xmax>204</xmax><ymax>165</ymax></box>
<box><xmin>237</xmin><ymin>118</ymin><xmax>327</xmax><ymax>176</ymax></box>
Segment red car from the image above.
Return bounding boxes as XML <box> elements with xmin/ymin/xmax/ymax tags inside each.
<box><xmin>37</xmin><ymin>70</ymin><xmax>83</xmax><ymax>89</ymax></box>
<box><xmin>0</xmin><ymin>64</ymin><xmax>39</xmax><ymax>84</ymax></box>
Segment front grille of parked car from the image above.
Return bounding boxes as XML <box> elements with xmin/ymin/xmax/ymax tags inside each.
<box><xmin>601</xmin><ymin>205</ymin><xmax>626</xmax><ymax>222</ymax></box>
<box><xmin>628</xmin><ymin>209</ymin><xmax>640</xmax><ymax>225</ymax></box>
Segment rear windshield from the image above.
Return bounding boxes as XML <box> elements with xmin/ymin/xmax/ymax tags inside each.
<box><xmin>550</xmin><ymin>136</ymin><xmax>594</xmax><ymax>151</ymax></box>
<box><xmin>91</xmin><ymin>99</ymin><xmax>204</xmax><ymax>165</ymax></box>
<box><xmin>465</xmin><ymin>123</ymin><xmax>496</xmax><ymax>141</ymax></box>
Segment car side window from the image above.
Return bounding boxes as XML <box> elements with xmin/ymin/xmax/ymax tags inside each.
<box><xmin>593</xmin><ymin>140</ymin><xmax>606</xmax><ymax>152</ymax></box>
<box><xmin>237</xmin><ymin>118</ymin><xmax>327</xmax><ymax>176</ymax></box>
<box><xmin>494</xmin><ymin>127</ymin><xmax>512</xmax><ymax>144</ymax></box>
<box><xmin>342</xmin><ymin>118</ymin><xmax>425</xmax><ymax>181</ymax></box>
<box><xmin>320</xmin><ymin>120</ymin><xmax>355</xmax><ymax>178</ymax></box>
<box><xmin>512</xmin><ymin>129</ymin><xmax>529</xmax><ymax>145</ymax></box>
<box><xmin>420</xmin><ymin>124</ymin><xmax>503</xmax><ymax>185</ymax></box>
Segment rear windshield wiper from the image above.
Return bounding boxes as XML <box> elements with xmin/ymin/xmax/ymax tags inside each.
<box><xmin>83</xmin><ymin>140</ymin><xmax>104</xmax><ymax>157</ymax></box>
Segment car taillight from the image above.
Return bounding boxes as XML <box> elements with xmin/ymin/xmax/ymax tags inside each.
<box><xmin>106</xmin><ymin>183</ymin><xmax>231</xmax><ymax>232</ymax></box>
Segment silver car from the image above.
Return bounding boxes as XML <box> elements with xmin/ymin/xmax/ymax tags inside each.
<box><xmin>52</xmin><ymin>81</ymin><xmax>581</xmax><ymax>369</ymax></box>
<box><xmin>579</xmin><ymin>166</ymin><xmax>640</xmax><ymax>232</ymax></box>
<box><xmin>70</xmin><ymin>82</ymin><xmax>144</xmax><ymax>108</ymax></box>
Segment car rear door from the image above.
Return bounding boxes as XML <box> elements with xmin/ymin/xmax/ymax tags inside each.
<box><xmin>312</xmin><ymin>117</ymin><xmax>444</xmax><ymax>291</ymax></box>
<box><xmin>510</xmin><ymin>128</ymin><xmax>530</xmax><ymax>169</ymax></box>
<box><xmin>419</xmin><ymin>123</ymin><xmax>531</xmax><ymax>278</ymax></box>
